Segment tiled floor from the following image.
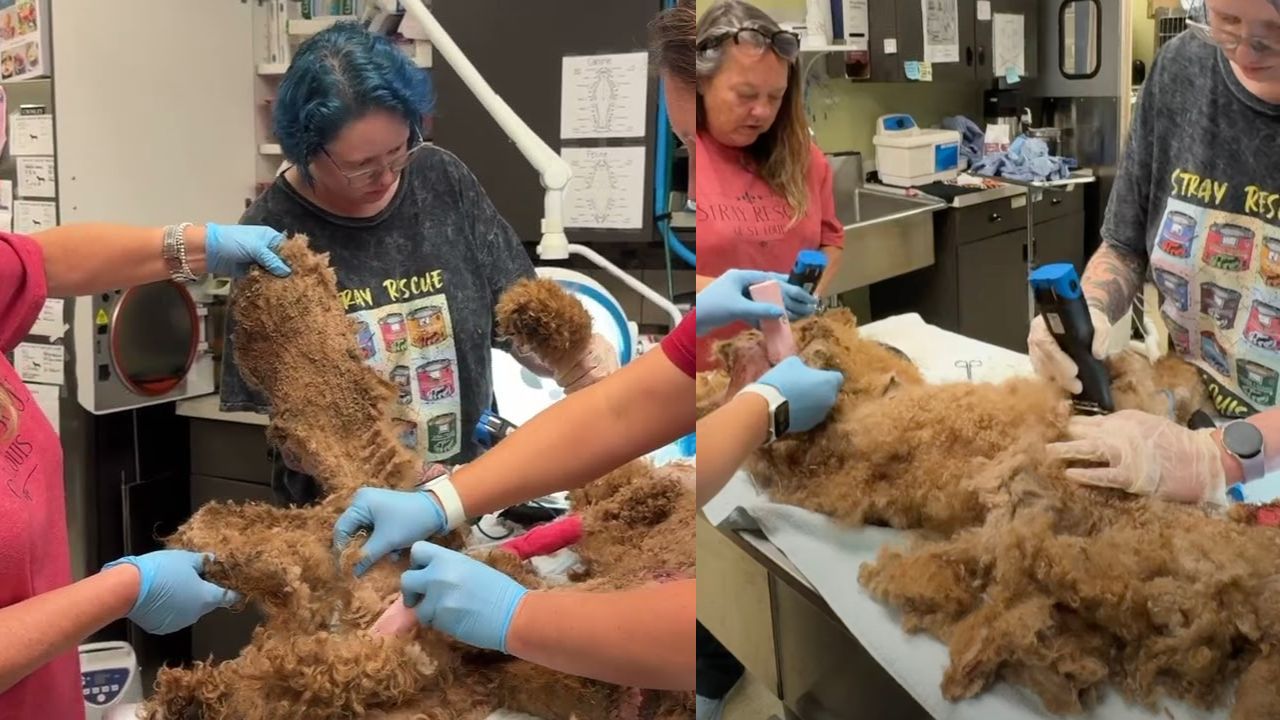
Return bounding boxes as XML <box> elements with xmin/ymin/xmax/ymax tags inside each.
<box><xmin>722</xmin><ymin>672</ymin><xmax>784</xmax><ymax>719</ymax></box>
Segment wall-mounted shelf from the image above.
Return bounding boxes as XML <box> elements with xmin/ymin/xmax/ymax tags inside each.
<box><xmin>287</xmin><ymin>16</ymin><xmax>352</xmax><ymax>36</ymax></box>
<box><xmin>256</xmin><ymin>62</ymin><xmax>288</xmax><ymax>76</ymax></box>
<box><xmin>258</xmin><ymin>143</ymin><xmax>283</xmax><ymax>156</ymax></box>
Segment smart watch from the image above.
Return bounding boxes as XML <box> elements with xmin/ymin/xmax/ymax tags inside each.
<box><xmin>423</xmin><ymin>471</ymin><xmax>467</xmax><ymax>531</ymax></box>
<box><xmin>1222</xmin><ymin>419</ymin><xmax>1266</xmax><ymax>483</ymax></box>
<box><xmin>738</xmin><ymin>382</ymin><xmax>790</xmax><ymax>444</ymax></box>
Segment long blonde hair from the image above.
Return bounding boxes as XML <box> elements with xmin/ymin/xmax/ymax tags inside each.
<box><xmin>696</xmin><ymin>0</ymin><xmax>811</xmax><ymax>223</ymax></box>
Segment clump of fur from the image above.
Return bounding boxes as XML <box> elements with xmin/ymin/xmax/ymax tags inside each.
<box><xmin>712</xmin><ymin>310</ymin><xmax>1280</xmax><ymax>718</ymax></box>
<box><xmin>494</xmin><ymin>277</ymin><xmax>592</xmax><ymax>374</ymax></box>
<box><xmin>147</xmin><ymin>237</ymin><xmax>693</xmax><ymax>719</ymax></box>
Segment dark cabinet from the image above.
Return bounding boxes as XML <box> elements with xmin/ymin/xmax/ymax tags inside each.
<box><xmin>871</xmin><ymin>189</ymin><xmax>1087</xmax><ymax>351</ymax></box>
<box><xmin>890</xmin><ymin>0</ymin><xmax>1038</xmax><ymax>83</ymax></box>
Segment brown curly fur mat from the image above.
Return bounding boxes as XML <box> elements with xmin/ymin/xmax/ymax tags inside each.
<box><xmin>145</xmin><ymin>236</ymin><xmax>693</xmax><ymax>719</ymax></box>
<box><xmin>700</xmin><ymin>309</ymin><xmax>1280</xmax><ymax>719</ymax></box>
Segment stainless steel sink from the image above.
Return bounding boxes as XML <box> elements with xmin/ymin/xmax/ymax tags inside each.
<box><xmin>825</xmin><ymin>183</ymin><xmax>944</xmax><ymax>295</ymax></box>
<box><xmin>836</xmin><ymin>187</ymin><xmax>943</xmax><ymax>229</ymax></box>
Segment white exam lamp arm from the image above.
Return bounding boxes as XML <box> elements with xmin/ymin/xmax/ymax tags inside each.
<box><xmin>391</xmin><ymin>0</ymin><xmax>686</xmax><ymax>330</ymax></box>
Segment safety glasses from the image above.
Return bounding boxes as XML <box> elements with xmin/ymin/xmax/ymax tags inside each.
<box><xmin>698</xmin><ymin>27</ymin><xmax>801</xmax><ymax>62</ymax></box>
<box><xmin>322</xmin><ymin>127</ymin><xmax>426</xmax><ymax>188</ymax></box>
<box><xmin>1187</xmin><ymin>19</ymin><xmax>1280</xmax><ymax>59</ymax></box>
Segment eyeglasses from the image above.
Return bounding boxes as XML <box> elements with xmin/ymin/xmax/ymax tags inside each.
<box><xmin>698</xmin><ymin>27</ymin><xmax>801</xmax><ymax>62</ymax></box>
<box><xmin>1187</xmin><ymin>19</ymin><xmax>1280</xmax><ymax>58</ymax></box>
<box><xmin>321</xmin><ymin>128</ymin><xmax>426</xmax><ymax>188</ymax></box>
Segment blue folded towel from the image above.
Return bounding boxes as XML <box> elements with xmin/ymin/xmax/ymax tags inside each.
<box><xmin>972</xmin><ymin>135</ymin><xmax>1077</xmax><ymax>182</ymax></box>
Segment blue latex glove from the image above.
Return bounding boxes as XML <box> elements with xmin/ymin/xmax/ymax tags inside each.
<box><xmin>401</xmin><ymin>541</ymin><xmax>528</xmax><ymax>653</ymax></box>
<box><xmin>102</xmin><ymin>551</ymin><xmax>241</xmax><ymax>635</ymax></box>
<box><xmin>757</xmin><ymin>355</ymin><xmax>844</xmax><ymax>432</ymax></box>
<box><xmin>204</xmin><ymin>223</ymin><xmax>292</xmax><ymax>278</ymax></box>
<box><xmin>696</xmin><ymin>269</ymin><xmax>818</xmax><ymax>336</ymax></box>
<box><xmin>334</xmin><ymin>487</ymin><xmax>447</xmax><ymax>577</ymax></box>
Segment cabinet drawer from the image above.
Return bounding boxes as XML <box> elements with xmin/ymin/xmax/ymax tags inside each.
<box><xmin>1033</xmin><ymin>186</ymin><xmax>1084</xmax><ymax>223</ymax></box>
<box><xmin>189</xmin><ymin>419</ymin><xmax>272</xmax><ymax>485</ymax></box>
<box><xmin>953</xmin><ymin>199</ymin><xmax>1029</xmax><ymax>245</ymax></box>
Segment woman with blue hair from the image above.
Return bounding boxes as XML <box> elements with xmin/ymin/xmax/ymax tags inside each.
<box><xmin>219</xmin><ymin>22</ymin><xmax>615</xmax><ymax>505</ymax></box>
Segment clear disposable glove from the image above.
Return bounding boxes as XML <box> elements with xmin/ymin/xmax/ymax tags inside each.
<box><xmin>401</xmin><ymin>541</ymin><xmax>529</xmax><ymax>653</ymax></box>
<box><xmin>333</xmin><ymin>487</ymin><xmax>447</xmax><ymax>576</ymax></box>
<box><xmin>696</xmin><ymin>269</ymin><xmax>817</xmax><ymax>336</ymax></box>
<box><xmin>1046</xmin><ymin>410</ymin><xmax>1228</xmax><ymax>505</ymax></box>
<box><xmin>556</xmin><ymin>333</ymin><xmax>620</xmax><ymax>393</ymax></box>
<box><xmin>1027</xmin><ymin>304</ymin><xmax>1112</xmax><ymax>395</ymax></box>
<box><xmin>757</xmin><ymin>355</ymin><xmax>844</xmax><ymax>433</ymax></box>
<box><xmin>204</xmin><ymin>223</ymin><xmax>292</xmax><ymax>278</ymax></box>
<box><xmin>102</xmin><ymin>550</ymin><xmax>242</xmax><ymax>635</ymax></box>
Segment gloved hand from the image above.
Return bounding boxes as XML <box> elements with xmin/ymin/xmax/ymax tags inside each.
<box><xmin>696</xmin><ymin>270</ymin><xmax>817</xmax><ymax>336</ymax></box>
<box><xmin>204</xmin><ymin>223</ymin><xmax>292</xmax><ymax>278</ymax></box>
<box><xmin>757</xmin><ymin>355</ymin><xmax>844</xmax><ymax>433</ymax></box>
<box><xmin>401</xmin><ymin>541</ymin><xmax>529</xmax><ymax>653</ymax></box>
<box><xmin>1028</xmin><ymin>304</ymin><xmax>1113</xmax><ymax>395</ymax></box>
<box><xmin>334</xmin><ymin>487</ymin><xmax>447</xmax><ymax>576</ymax></box>
<box><xmin>557</xmin><ymin>333</ymin><xmax>620</xmax><ymax>393</ymax></box>
<box><xmin>1046</xmin><ymin>410</ymin><xmax>1228</xmax><ymax>505</ymax></box>
<box><xmin>103</xmin><ymin>550</ymin><xmax>242</xmax><ymax>635</ymax></box>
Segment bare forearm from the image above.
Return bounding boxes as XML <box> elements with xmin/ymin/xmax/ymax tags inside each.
<box><xmin>506</xmin><ymin>580</ymin><xmax>694</xmax><ymax>690</ymax></box>
<box><xmin>694</xmin><ymin>394</ymin><xmax>768</xmax><ymax>507</ymax></box>
<box><xmin>450</xmin><ymin>353</ymin><xmax>693</xmax><ymax>518</ymax></box>
<box><xmin>1081</xmin><ymin>243</ymin><xmax>1147</xmax><ymax>323</ymax></box>
<box><xmin>813</xmin><ymin>246</ymin><xmax>843</xmax><ymax>298</ymax></box>
<box><xmin>35</xmin><ymin>223</ymin><xmax>207</xmax><ymax>297</ymax></box>
<box><xmin>0</xmin><ymin>565</ymin><xmax>139</xmax><ymax>693</ymax></box>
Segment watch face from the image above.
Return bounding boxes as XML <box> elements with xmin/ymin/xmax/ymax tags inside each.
<box><xmin>776</xmin><ymin>399</ymin><xmax>790</xmax><ymax>437</ymax></box>
<box><xmin>1224</xmin><ymin>421</ymin><xmax>1264</xmax><ymax>459</ymax></box>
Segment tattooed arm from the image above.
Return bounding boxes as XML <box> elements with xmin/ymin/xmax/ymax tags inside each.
<box><xmin>1080</xmin><ymin>242</ymin><xmax>1149</xmax><ymax>324</ymax></box>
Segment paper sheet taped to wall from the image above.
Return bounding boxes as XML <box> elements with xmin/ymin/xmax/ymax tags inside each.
<box><xmin>560</xmin><ymin>52</ymin><xmax>648</xmax><ymax>139</ymax></box>
<box><xmin>921</xmin><ymin>0</ymin><xmax>959</xmax><ymax>63</ymax></box>
<box><xmin>560</xmin><ymin>146</ymin><xmax>646</xmax><ymax>229</ymax></box>
<box><xmin>992</xmin><ymin>13</ymin><xmax>1026</xmax><ymax>77</ymax></box>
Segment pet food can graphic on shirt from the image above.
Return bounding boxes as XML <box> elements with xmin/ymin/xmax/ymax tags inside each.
<box><xmin>1157</xmin><ymin>211</ymin><xmax>1197</xmax><ymax>258</ymax></box>
<box><xmin>393</xmin><ymin>419</ymin><xmax>418</xmax><ymax>449</ymax></box>
<box><xmin>1245</xmin><ymin>300</ymin><xmax>1280</xmax><ymax>351</ymax></box>
<box><xmin>1152</xmin><ymin>268</ymin><xmax>1190</xmax><ymax>312</ymax></box>
<box><xmin>1201</xmin><ymin>223</ymin><xmax>1256</xmax><ymax>271</ymax></box>
<box><xmin>1161</xmin><ymin>311</ymin><xmax>1192</xmax><ymax>355</ymax></box>
<box><xmin>426</xmin><ymin>413</ymin><xmax>458</xmax><ymax>454</ymax></box>
<box><xmin>355</xmin><ymin>321</ymin><xmax>377</xmax><ymax>360</ymax></box>
<box><xmin>1237</xmin><ymin>359</ymin><xmax>1280</xmax><ymax>406</ymax></box>
<box><xmin>390</xmin><ymin>365</ymin><xmax>412</xmax><ymax>405</ymax></box>
<box><xmin>379</xmin><ymin>313</ymin><xmax>409</xmax><ymax>353</ymax></box>
<box><xmin>1199</xmin><ymin>282</ymin><xmax>1242</xmax><ymax>330</ymax></box>
<box><xmin>416</xmin><ymin>359</ymin><xmax>456</xmax><ymax>401</ymax></box>
<box><xmin>1261</xmin><ymin>237</ymin><xmax>1280</xmax><ymax>287</ymax></box>
<box><xmin>408</xmin><ymin>306</ymin><xmax>449</xmax><ymax>349</ymax></box>
<box><xmin>1199</xmin><ymin>332</ymin><xmax>1232</xmax><ymax>376</ymax></box>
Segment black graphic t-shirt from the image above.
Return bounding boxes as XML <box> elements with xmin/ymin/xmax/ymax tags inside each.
<box><xmin>1103</xmin><ymin>33</ymin><xmax>1280</xmax><ymax>417</ymax></box>
<box><xmin>220</xmin><ymin>146</ymin><xmax>535</xmax><ymax>495</ymax></box>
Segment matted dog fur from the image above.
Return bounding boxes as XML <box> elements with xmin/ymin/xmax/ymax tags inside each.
<box><xmin>146</xmin><ymin>237</ymin><xmax>693</xmax><ymax>719</ymax></box>
<box><xmin>701</xmin><ymin>309</ymin><xmax>1280</xmax><ymax>719</ymax></box>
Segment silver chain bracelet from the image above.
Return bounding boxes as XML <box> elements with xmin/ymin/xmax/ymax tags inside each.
<box><xmin>162</xmin><ymin>222</ymin><xmax>197</xmax><ymax>282</ymax></box>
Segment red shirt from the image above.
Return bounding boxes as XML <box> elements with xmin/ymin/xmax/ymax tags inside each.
<box><xmin>660</xmin><ymin>310</ymin><xmax>696</xmax><ymax>378</ymax></box>
<box><xmin>0</xmin><ymin>232</ymin><xmax>82</xmax><ymax>720</ymax></box>
<box><xmin>694</xmin><ymin>133</ymin><xmax>844</xmax><ymax>366</ymax></box>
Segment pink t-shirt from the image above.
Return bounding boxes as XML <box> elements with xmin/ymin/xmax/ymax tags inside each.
<box><xmin>0</xmin><ymin>232</ymin><xmax>82</xmax><ymax>720</ymax></box>
<box><xmin>694</xmin><ymin>133</ymin><xmax>845</xmax><ymax>367</ymax></box>
<box><xmin>660</xmin><ymin>311</ymin><xmax>696</xmax><ymax>378</ymax></box>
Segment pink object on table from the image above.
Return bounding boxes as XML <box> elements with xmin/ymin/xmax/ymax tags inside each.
<box><xmin>748</xmin><ymin>280</ymin><xmax>797</xmax><ymax>364</ymax></box>
<box><xmin>501</xmin><ymin>514</ymin><xmax>584</xmax><ymax>559</ymax></box>
<box><xmin>370</xmin><ymin>595</ymin><xmax>419</xmax><ymax>638</ymax></box>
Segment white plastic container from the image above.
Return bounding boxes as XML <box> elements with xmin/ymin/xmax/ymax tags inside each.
<box><xmin>873</xmin><ymin>114</ymin><xmax>962</xmax><ymax>188</ymax></box>
<box><xmin>80</xmin><ymin>642</ymin><xmax>143</xmax><ymax>720</ymax></box>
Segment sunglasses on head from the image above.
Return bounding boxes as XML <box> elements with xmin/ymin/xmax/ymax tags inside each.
<box><xmin>698</xmin><ymin>27</ymin><xmax>801</xmax><ymax>62</ymax></box>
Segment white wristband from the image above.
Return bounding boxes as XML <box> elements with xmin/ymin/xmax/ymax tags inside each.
<box><xmin>423</xmin><ymin>473</ymin><xmax>467</xmax><ymax>531</ymax></box>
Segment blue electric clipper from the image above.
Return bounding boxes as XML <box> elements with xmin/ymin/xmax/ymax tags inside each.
<box><xmin>787</xmin><ymin>249</ymin><xmax>828</xmax><ymax>295</ymax></box>
<box><xmin>1029</xmin><ymin>264</ymin><xmax>1114</xmax><ymax>415</ymax></box>
<box><xmin>474</xmin><ymin>410</ymin><xmax>519</xmax><ymax>450</ymax></box>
